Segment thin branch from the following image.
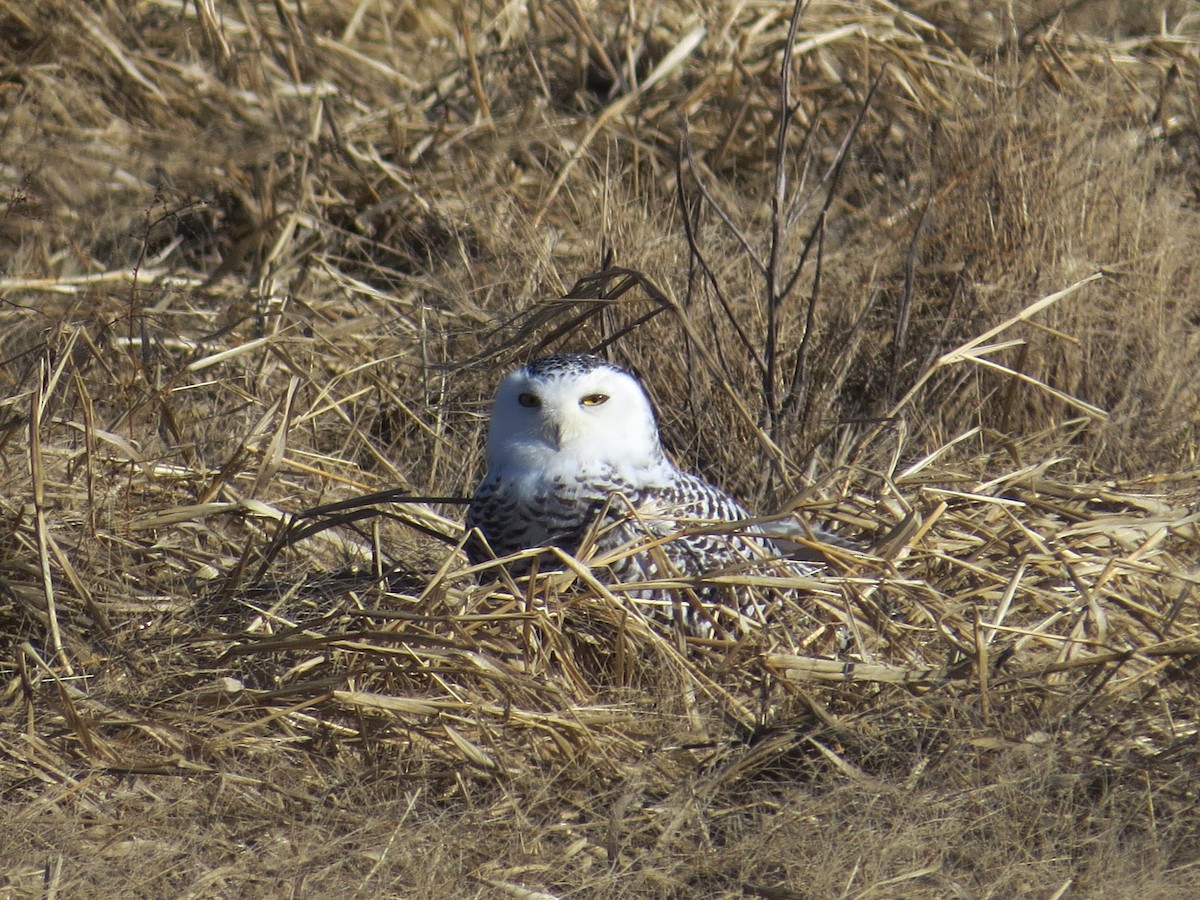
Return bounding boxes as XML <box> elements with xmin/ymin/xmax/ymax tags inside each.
<box><xmin>888</xmin><ymin>198</ymin><xmax>932</xmax><ymax>403</ymax></box>
<box><xmin>781</xmin><ymin>209</ymin><xmax>827</xmax><ymax>426</ymax></box>
<box><xmin>677</xmin><ymin>128</ymin><xmax>767</xmax><ymax>277</ymax></box>
<box><xmin>677</xmin><ymin>129</ymin><xmax>767</xmax><ymax>377</ymax></box>
<box><xmin>781</xmin><ymin>65</ymin><xmax>887</xmax><ymax>303</ymax></box>
<box><xmin>763</xmin><ymin>0</ymin><xmax>811</xmax><ymax>436</ymax></box>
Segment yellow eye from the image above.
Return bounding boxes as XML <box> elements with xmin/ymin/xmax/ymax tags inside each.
<box><xmin>580</xmin><ymin>393</ymin><xmax>609</xmax><ymax>407</ymax></box>
<box><xmin>517</xmin><ymin>392</ymin><xmax>540</xmax><ymax>408</ymax></box>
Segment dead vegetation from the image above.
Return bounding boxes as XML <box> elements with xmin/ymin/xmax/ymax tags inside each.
<box><xmin>2</xmin><ymin>0</ymin><xmax>1200</xmax><ymax>896</ymax></box>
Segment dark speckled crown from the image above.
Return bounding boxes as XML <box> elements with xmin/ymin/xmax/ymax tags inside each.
<box><xmin>521</xmin><ymin>353</ymin><xmax>624</xmax><ymax>379</ymax></box>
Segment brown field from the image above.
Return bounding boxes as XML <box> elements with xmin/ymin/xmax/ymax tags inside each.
<box><xmin>3</xmin><ymin>1</ymin><xmax>1200</xmax><ymax>896</ymax></box>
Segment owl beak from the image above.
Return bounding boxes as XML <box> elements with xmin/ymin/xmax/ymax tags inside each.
<box><xmin>546</xmin><ymin>421</ymin><xmax>563</xmax><ymax>450</ymax></box>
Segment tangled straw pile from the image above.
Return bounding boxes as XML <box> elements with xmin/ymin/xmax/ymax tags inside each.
<box><xmin>3</xmin><ymin>0</ymin><xmax>1200</xmax><ymax>895</ymax></box>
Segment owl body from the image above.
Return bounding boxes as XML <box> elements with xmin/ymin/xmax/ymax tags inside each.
<box><xmin>467</xmin><ymin>353</ymin><xmax>809</xmax><ymax>631</ymax></box>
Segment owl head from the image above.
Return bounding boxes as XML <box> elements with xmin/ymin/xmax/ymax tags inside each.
<box><xmin>484</xmin><ymin>353</ymin><xmax>665</xmax><ymax>474</ymax></box>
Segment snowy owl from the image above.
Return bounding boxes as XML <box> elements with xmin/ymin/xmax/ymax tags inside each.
<box><xmin>466</xmin><ymin>352</ymin><xmax>820</xmax><ymax>634</ymax></box>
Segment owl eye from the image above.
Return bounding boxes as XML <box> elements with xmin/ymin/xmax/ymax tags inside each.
<box><xmin>517</xmin><ymin>392</ymin><xmax>541</xmax><ymax>408</ymax></box>
<box><xmin>580</xmin><ymin>393</ymin><xmax>609</xmax><ymax>407</ymax></box>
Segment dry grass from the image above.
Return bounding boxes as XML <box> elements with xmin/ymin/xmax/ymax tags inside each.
<box><xmin>3</xmin><ymin>0</ymin><xmax>1200</xmax><ymax>896</ymax></box>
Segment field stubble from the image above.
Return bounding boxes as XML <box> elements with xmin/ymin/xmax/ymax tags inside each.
<box><xmin>2</xmin><ymin>1</ymin><xmax>1200</xmax><ymax>896</ymax></box>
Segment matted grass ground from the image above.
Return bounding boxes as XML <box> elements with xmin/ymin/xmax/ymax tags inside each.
<box><xmin>2</xmin><ymin>1</ymin><xmax>1200</xmax><ymax>896</ymax></box>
